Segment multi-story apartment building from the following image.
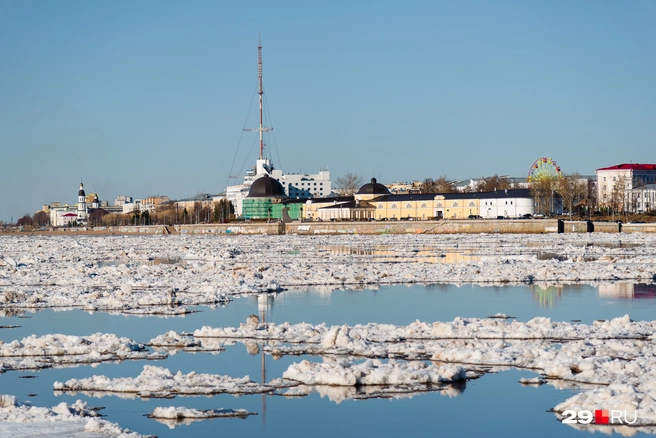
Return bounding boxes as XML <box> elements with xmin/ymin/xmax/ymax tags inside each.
<box><xmin>596</xmin><ymin>163</ymin><xmax>656</xmax><ymax>212</ymax></box>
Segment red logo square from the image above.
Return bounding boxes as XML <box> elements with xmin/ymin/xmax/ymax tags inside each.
<box><xmin>595</xmin><ymin>410</ymin><xmax>609</xmax><ymax>424</ymax></box>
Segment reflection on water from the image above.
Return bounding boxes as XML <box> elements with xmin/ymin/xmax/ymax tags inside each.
<box><xmin>322</xmin><ymin>245</ymin><xmax>481</xmax><ymax>264</ymax></box>
<box><xmin>526</xmin><ymin>242</ymin><xmax>641</xmax><ymax>249</ymax></box>
<box><xmin>598</xmin><ymin>283</ymin><xmax>656</xmax><ymax>299</ymax></box>
<box><xmin>284</xmin><ymin>380</ymin><xmax>466</xmax><ymax>403</ymax></box>
<box><xmin>2</xmin><ymin>282</ymin><xmax>656</xmax><ymax>438</ymax></box>
<box><xmin>321</xmin><ymin>245</ymin><xmax>634</xmax><ymax>264</ymax></box>
<box><xmin>97</xmin><ymin>258</ymin><xmax>182</xmax><ymax>268</ymax></box>
<box><xmin>532</xmin><ymin>285</ymin><xmax>564</xmax><ymax>308</ymax></box>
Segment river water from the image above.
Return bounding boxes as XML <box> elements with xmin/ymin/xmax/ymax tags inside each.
<box><xmin>1</xmin><ymin>282</ymin><xmax>655</xmax><ymax>437</ymax></box>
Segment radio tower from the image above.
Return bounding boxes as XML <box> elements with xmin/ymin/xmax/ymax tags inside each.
<box><xmin>245</xmin><ymin>33</ymin><xmax>272</xmax><ymax>160</ymax></box>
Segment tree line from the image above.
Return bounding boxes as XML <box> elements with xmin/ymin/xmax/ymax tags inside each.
<box><xmin>16</xmin><ymin>199</ymin><xmax>235</xmax><ymax>228</ymax></box>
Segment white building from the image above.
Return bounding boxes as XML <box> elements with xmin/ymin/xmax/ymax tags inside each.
<box><xmin>596</xmin><ymin>163</ymin><xmax>656</xmax><ymax>211</ymax></box>
<box><xmin>114</xmin><ymin>196</ymin><xmax>134</xmax><ymax>206</ymax></box>
<box><xmin>476</xmin><ymin>189</ymin><xmax>541</xmax><ymax>219</ymax></box>
<box><xmin>122</xmin><ymin>200</ymin><xmax>157</xmax><ymax>214</ymax></box>
<box><xmin>226</xmin><ymin>157</ymin><xmax>332</xmax><ymax>217</ymax></box>
<box><xmin>48</xmin><ymin>183</ymin><xmax>106</xmax><ymax>226</ymax></box>
<box><xmin>226</xmin><ymin>158</ymin><xmax>273</xmax><ymax>216</ymax></box>
<box><xmin>77</xmin><ymin>183</ymin><xmax>87</xmax><ymax>223</ymax></box>
<box><xmin>49</xmin><ymin>208</ymin><xmax>78</xmax><ymax>227</ymax></box>
<box><xmin>630</xmin><ymin>184</ymin><xmax>656</xmax><ymax>213</ymax></box>
<box><xmin>270</xmin><ymin>169</ymin><xmax>331</xmax><ymax>199</ymax></box>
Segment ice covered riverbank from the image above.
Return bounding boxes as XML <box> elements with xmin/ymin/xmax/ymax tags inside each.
<box><xmin>1</xmin><ymin>233</ymin><xmax>656</xmax><ymax>314</ymax></box>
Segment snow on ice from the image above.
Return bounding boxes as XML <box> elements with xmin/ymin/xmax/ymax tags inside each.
<box><xmin>0</xmin><ymin>394</ymin><xmax>150</xmax><ymax>437</ymax></box>
<box><xmin>0</xmin><ymin>333</ymin><xmax>165</xmax><ymax>372</ymax></box>
<box><xmin>1</xmin><ymin>234</ymin><xmax>656</xmax><ymax>313</ymax></box>
<box><xmin>3</xmin><ymin>233</ymin><xmax>656</xmax><ymax>435</ymax></box>
<box><xmin>146</xmin><ymin>406</ymin><xmax>256</xmax><ymax>429</ymax></box>
<box><xmin>54</xmin><ymin>365</ymin><xmax>295</xmax><ymax>398</ymax></box>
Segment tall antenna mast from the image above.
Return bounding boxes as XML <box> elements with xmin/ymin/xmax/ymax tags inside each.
<box><xmin>257</xmin><ymin>34</ymin><xmax>265</xmax><ymax>160</ymax></box>
<box><xmin>244</xmin><ymin>33</ymin><xmax>272</xmax><ymax>160</ymax></box>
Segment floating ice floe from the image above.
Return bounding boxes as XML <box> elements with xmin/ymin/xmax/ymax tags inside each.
<box><xmin>155</xmin><ymin>315</ymin><xmax>656</xmax><ymax>428</ymax></box>
<box><xmin>2</xmin><ymin>234</ymin><xmax>656</xmax><ymax>315</ymax></box>
<box><xmin>53</xmin><ymin>365</ymin><xmax>296</xmax><ymax>399</ymax></box>
<box><xmin>3</xmin><ymin>233</ymin><xmax>656</xmax><ymax>433</ymax></box>
<box><xmin>147</xmin><ymin>330</ymin><xmax>224</xmax><ymax>354</ymax></box>
<box><xmin>282</xmin><ymin>358</ymin><xmax>466</xmax><ymax>386</ymax></box>
<box><xmin>145</xmin><ymin>406</ymin><xmax>256</xmax><ymax>429</ymax></box>
<box><xmin>0</xmin><ymin>333</ymin><xmax>165</xmax><ymax>372</ymax></box>
<box><xmin>0</xmin><ymin>394</ymin><xmax>151</xmax><ymax>437</ymax></box>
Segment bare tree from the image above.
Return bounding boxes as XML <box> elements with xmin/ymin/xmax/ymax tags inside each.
<box><xmin>422</xmin><ymin>178</ymin><xmax>436</xmax><ymax>193</ymax></box>
<box><xmin>556</xmin><ymin>174</ymin><xmax>587</xmax><ymax>219</ymax></box>
<box><xmin>213</xmin><ymin>199</ymin><xmax>234</xmax><ymax>223</ymax></box>
<box><xmin>17</xmin><ymin>214</ymin><xmax>33</xmax><ymax>227</ymax></box>
<box><xmin>335</xmin><ymin>173</ymin><xmax>363</xmax><ymax>195</ymax></box>
<box><xmin>421</xmin><ymin>176</ymin><xmax>456</xmax><ymax>193</ymax></box>
<box><xmin>476</xmin><ymin>175</ymin><xmax>511</xmax><ymax>192</ymax></box>
<box><xmin>608</xmin><ymin>176</ymin><xmax>626</xmax><ymax>216</ymax></box>
<box><xmin>32</xmin><ymin>211</ymin><xmax>49</xmax><ymax>227</ymax></box>
<box><xmin>531</xmin><ymin>176</ymin><xmax>558</xmax><ymax>215</ymax></box>
<box><xmin>88</xmin><ymin>209</ymin><xmax>107</xmax><ymax>227</ymax></box>
<box><xmin>434</xmin><ymin>176</ymin><xmax>457</xmax><ymax>193</ymax></box>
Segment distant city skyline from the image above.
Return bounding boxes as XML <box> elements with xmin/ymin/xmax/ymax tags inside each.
<box><xmin>1</xmin><ymin>1</ymin><xmax>655</xmax><ymax>221</ymax></box>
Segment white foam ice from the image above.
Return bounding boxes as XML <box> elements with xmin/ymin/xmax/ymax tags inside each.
<box><xmin>157</xmin><ymin>315</ymin><xmax>656</xmax><ymax>427</ymax></box>
<box><xmin>53</xmin><ymin>364</ymin><xmax>295</xmax><ymax>398</ymax></box>
<box><xmin>2</xmin><ymin>233</ymin><xmax>656</xmax><ymax>314</ymax></box>
<box><xmin>3</xmin><ymin>233</ymin><xmax>656</xmax><ymax>433</ymax></box>
<box><xmin>146</xmin><ymin>406</ymin><xmax>255</xmax><ymax>428</ymax></box>
<box><xmin>0</xmin><ymin>333</ymin><xmax>165</xmax><ymax>372</ymax></box>
<box><xmin>282</xmin><ymin>358</ymin><xmax>465</xmax><ymax>386</ymax></box>
<box><xmin>0</xmin><ymin>394</ymin><xmax>150</xmax><ymax>437</ymax></box>
<box><xmin>0</xmin><ymin>312</ymin><xmax>652</xmax><ymax>430</ymax></box>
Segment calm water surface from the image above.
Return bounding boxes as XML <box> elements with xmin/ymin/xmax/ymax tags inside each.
<box><xmin>1</xmin><ymin>282</ymin><xmax>655</xmax><ymax>437</ymax></box>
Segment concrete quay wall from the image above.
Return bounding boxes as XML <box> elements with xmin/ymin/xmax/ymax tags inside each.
<box><xmin>21</xmin><ymin>220</ymin><xmax>656</xmax><ymax>236</ymax></box>
<box><xmin>174</xmin><ymin>223</ymin><xmax>283</xmax><ymax>235</ymax></box>
<box><xmin>620</xmin><ymin>223</ymin><xmax>656</xmax><ymax>233</ymax></box>
<box><xmin>290</xmin><ymin>220</ymin><xmax>560</xmax><ymax>235</ymax></box>
<box><xmin>173</xmin><ymin>221</ymin><xmax>654</xmax><ymax>235</ymax></box>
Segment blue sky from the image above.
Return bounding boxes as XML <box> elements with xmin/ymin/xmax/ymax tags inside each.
<box><xmin>0</xmin><ymin>0</ymin><xmax>655</xmax><ymax>221</ymax></box>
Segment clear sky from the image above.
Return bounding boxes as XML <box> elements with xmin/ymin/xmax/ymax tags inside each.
<box><xmin>0</xmin><ymin>0</ymin><xmax>655</xmax><ymax>222</ymax></box>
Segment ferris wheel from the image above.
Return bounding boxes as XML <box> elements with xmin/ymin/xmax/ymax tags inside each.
<box><xmin>528</xmin><ymin>157</ymin><xmax>562</xmax><ymax>183</ymax></box>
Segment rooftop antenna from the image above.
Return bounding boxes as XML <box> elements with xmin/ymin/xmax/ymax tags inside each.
<box><xmin>244</xmin><ymin>33</ymin><xmax>272</xmax><ymax>160</ymax></box>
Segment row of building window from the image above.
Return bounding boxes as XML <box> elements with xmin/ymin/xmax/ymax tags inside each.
<box><xmin>377</xmin><ymin>203</ymin><xmax>431</xmax><ymax>209</ymax></box>
<box><xmin>373</xmin><ymin>201</ymin><xmax>521</xmax><ymax>209</ymax></box>
<box><xmin>291</xmin><ymin>182</ymin><xmax>323</xmax><ymax>187</ymax></box>
<box><xmin>483</xmin><ymin>201</ymin><xmax>513</xmax><ymax>205</ymax></box>
<box><xmin>603</xmin><ymin>175</ymin><xmax>656</xmax><ymax>183</ymax></box>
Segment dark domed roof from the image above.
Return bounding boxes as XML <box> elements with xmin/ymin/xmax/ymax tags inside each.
<box><xmin>357</xmin><ymin>178</ymin><xmax>390</xmax><ymax>195</ymax></box>
<box><xmin>78</xmin><ymin>184</ymin><xmax>86</xmax><ymax>197</ymax></box>
<box><xmin>247</xmin><ymin>174</ymin><xmax>288</xmax><ymax>198</ymax></box>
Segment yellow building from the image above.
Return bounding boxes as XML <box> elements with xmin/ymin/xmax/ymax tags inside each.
<box><xmin>435</xmin><ymin>195</ymin><xmax>480</xmax><ymax>219</ymax></box>
<box><xmin>303</xmin><ymin>196</ymin><xmax>357</xmax><ymax>221</ymax></box>
<box><xmin>370</xmin><ymin>194</ymin><xmax>440</xmax><ymax>220</ymax></box>
<box><xmin>302</xmin><ymin>178</ymin><xmax>533</xmax><ymax>222</ymax></box>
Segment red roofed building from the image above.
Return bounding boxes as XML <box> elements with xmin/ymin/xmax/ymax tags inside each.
<box><xmin>596</xmin><ymin>163</ymin><xmax>656</xmax><ymax>212</ymax></box>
